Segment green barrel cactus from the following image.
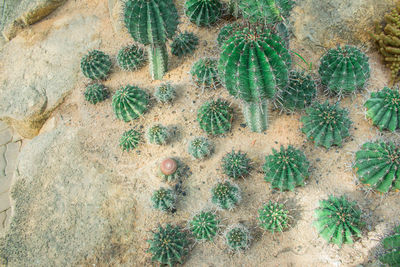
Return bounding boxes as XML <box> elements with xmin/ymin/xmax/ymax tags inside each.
<box><xmin>190</xmin><ymin>58</ymin><xmax>220</xmax><ymax>90</ymax></box>
<box><xmin>112</xmin><ymin>85</ymin><xmax>149</xmax><ymax>122</ymax></box>
<box><xmin>81</xmin><ymin>50</ymin><xmax>112</xmax><ymax>80</ymax></box>
<box><xmin>313</xmin><ymin>195</ymin><xmax>363</xmax><ymax>246</ymax></box>
<box><xmin>147</xmin><ymin>124</ymin><xmax>170</xmax><ymax>145</ymax></box>
<box><xmin>224</xmin><ymin>224</ymin><xmax>251</xmax><ymax>251</ymax></box>
<box><xmin>154</xmin><ymin>83</ymin><xmax>176</xmax><ymax>103</ymax></box>
<box><xmin>301</xmin><ymin>102</ymin><xmax>352</xmax><ymax>149</ymax></box>
<box><xmin>197</xmin><ymin>99</ymin><xmax>233</xmax><ymax>135</ymax></box>
<box><xmin>258</xmin><ymin>200</ymin><xmax>289</xmax><ymax>233</ymax></box>
<box><xmin>147</xmin><ymin>224</ymin><xmax>189</xmax><ymax>266</ymax></box>
<box><xmin>221</xmin><ymin>150</ymin><xmax>251</xmax><ymax>179</ymax></box>
<box><xmin>263</xmin><ymin>145</ymin><xmax>309</xmax><ymax>191</ymax></box>
<box><xmin>354</xmin><ymin>141</ymin><xmax>400</xmax><ymax>193</ymax></box>
<box><xmin>151</xmin><ymin>187</ymin><xmax>177</xmax><ymax>212</ymax></box>
<box><xmin>239</xmin><ymin>0</ymin><xmax>294</xmax><ymax>24</ymax></box>
<box><xmin>171</xmin><ymin>31</ymin><xmax>199</xmax><ymax>57</ymax></box>
<box><xmin>189</xmin><ymin>211</ymin><xmax>220</xmax><ymax>241</ymax></box>
<box><xmin>84</xmin><ymin>83</ymin><xmax>109</xmax><ymax>104</ymax></box>
<box><xmin>211</xmin><ymin>181</ymin><xmax>240</xmax><ymax>210</ymax></box>
<box><xmin>319</xmin><ymin>45</ymin><xmax>370</xmax><ymax>96</ymax></box>
<box><xmin>119</xmin><ymin>129</ymin><xmax>142</xmax><ymax>152</ymax></box>
<box><xmin>123</xmin><ymin>0</ymin><xmax>179</xmax><ymax>80</ymax></box>
<box><xmin>364</xmin><ymin>87</ymin><xmax>400</xmax><ymax>132</ymax></box>
<box><xmin>184</xmin><ymin>0</ymin><xmax>222</xmax><ymax>26</ymax></box>
<box><xmin>380</xmin><ymin>225</ymin><xmax>400</xmax><ymax>266</ymax></box>
<box><xmin>117</xmin><ymin>44</ymin><xmax>146</xmax><ymax>71</ymax></box>
<box><xmin>188</xmin><ymin>137</ymin><xmax>213</xmax><ymax>159</ymax></box>
<box><xmin>216</xmin><ymin>22</ymin><xmax>241</xmax><ymax>47</ymax></box>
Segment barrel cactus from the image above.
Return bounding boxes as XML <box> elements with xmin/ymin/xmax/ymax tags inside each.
<box><xmin>239</xmin><ymin>0</ymin><xmax>294</xmax><ymax>24</ymax></box>
<box><xmin>364</xmin><ymin>87</ymin><xmax>400</xmax><ymax>132</ymax></box>
<box><xmin>188</xmin><ymin>137</ymin><xmax>213</xmax><ymax>159</ymax></box>
<box><xmin>224</xmin><ymin>224</ymin><xmax>251</xmax><ymax>251</ymax></box>
<box><xmin>81</xmin><ymin>50</ymin><xmax>112</xmax><ymax>80</ymax></box>
<box><xmin>211</xmin><ymin>181</ymin><xmax>240</xmax><ymax>210</ymax></box>
<box><xmin>147</xmin><ymin>124</ymin><xmax>170</xmax><ymax>145</ymax></box>
<box><xmin>151</xmin><ymin>187</ymin><xmax>177</xmax><ymax>212</ymax></box>
<box><xmin>216</xmin><ymin>22</ymin><xmax>241</xmax><ymax>47</ymax></box>
<box><xmin>117</xmin><ymin>44</ymin><xmax>146</xmax><ymax>71</ymax></box>
<box><xmin>154</xmin><ymin>83</ymin><xmax>176</xmax><ymax>103</ymax></box>
<box><xmin>189</xmin><ymin>211</ymin><xmax>220</xmax><ymax>241</ymax></box>
<box><xmin>301</xmin><ymin>102</ymin><xmax>352</xmax><ymax>149</ymax></box>
<box><xmin>380</xmin><ymin>225</ymin><xmax>400</xmax><ymax>266</ymax></box>
<box><xmin>190</xmin><ymin>58</ymin><xmax>220</xmax><ymax>90</ymax></box>
<box><xmin>159</xmin><ymin>158</ymin><xmax>185</xmax><ymax>183</ymax></box>
<box><xmin>221</xmin><ymin>150</ymin><xmax>251</xmax><ymax>179</ymax></box>
<box><xmin>185</xmin><ymin>0</ymin><xmax>222</xmax><ymax>26</ymax></box>
<box><xmin>171</xmin><ymin>31</ymin><xmax>199</xmax><ymax>57</ymax></box>
<box><xmin>258</xmin><ymin>200</ymin><xmax>289</xmax><ymax>233</ymax></box>
<box><xmin>197</xmin><ymin>99</ymin><xmax>233</xmax><ymax>135</ymax></box>
<box><xmin>354</xmin><ymin>141</ymin><xmax>400</xmax><ymax>193</ymax></box>
<box><xmin>120</xmin><ymin>129</ymin><xmax>141</xmax><ymax>152</ymax></box>
<box><xmin>112</xmin><ymin>85</ymin><xmax>149</xmax><ymax>122</ymax></box>
<box><xmin>84</xmin><ymin>83</ymin><xmax>109</xmax><ymax>104</ymax></box>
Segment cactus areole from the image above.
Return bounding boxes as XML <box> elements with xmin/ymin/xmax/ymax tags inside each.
<box><xmin>160</xmin><ymin>158</ymin><xmax>178</xmax><ymax>175</ymax></box>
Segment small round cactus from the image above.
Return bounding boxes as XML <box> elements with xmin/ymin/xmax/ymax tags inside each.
<box><xmin>319</xmin><ymin>45</ymin><xmax>370</xmax><ymax>96</ymax></box>
<box><xmin>190</xmin><ymin>58</ymin><xmax>220</xmax><ymax>90</ymax></box>
<box><xmin>147</xmin><ymin>124</ymin><xmax>170</xmax><ymax>145</ymax></box>
<box><xmin>364</xmin><ymin>87</ymin><xmax>400</xmax><ymax>132</ymax></box>
<box><xmin>171</xmin><ymin>31</ymin><xmax>199</xmax><ymax>57</ymax></box>
<box><xmin>159</xmin><ymin>158</ymin><xmax>185</xmax><ymax>183</ymax></box>
<box><xmin>197</xmin><ymin>99</ymin><xmax>233</xmax><ymax>135</ymax></box>
<box><xmin>151</xmin><ymin>187</ymin><xmax>177</xmax><ymax>212</ymax></box>
<box><xmin>239</xmin><ymin>0</ymin><xmax>294</xmax><ymax>24</ymax></box>
<box><xmin>147</xmin><ymin>224</ymin><xmax>189</xmax><ymax>266</ymax></box>
<box><xmin>154</xmin><ymin>83</ymin><xmax>176</xmax><ymax>103</ymax></box>
<box><xmin>263</xmin><ymin>145</ymin><xmax>309</xmax><ymax>191</ymax></box>
<box><xmin>354</xmin><ymin>141</ymin><xmax>400</xmax><ymax>193</ymax></box>
<box><xmin>81</xmin><ymin>50</ymin><xmax>112</xmax><ymax>80</ymax></box>
<box><xmin>119</xmin><ymin>129</ymin><xmax>141</xmax><ymax>152</ymax></box>
<box><xmin>221</xmin><ymin>150</ymin><xmax>251</xmax><ymax>179</ymax></box>
<box><xmin>188</xmin><ymin>137</ymin><xmax>213</xmax><ymax>159</ymax></box>
<box><xmin>379</xmin><ymin>224</ymin><xmax>400</xmax><ymax>266</ymax></box>
<box><xmin>112</xmin><ymin>85</ymin><xmax>149</xmax><ymax>122</ymax></box>
<box><xmin>189</xmin><ymin>211</ymin><xmax>220</xmax><ymax>241</ymax></box>
<box><xmin>84</xmin><ymin>83</ymin><xmax>109</xmax><ymax>104</ymax></box>
<box><xmin>211</xmin><ymin>181</ymin><xmax>240</xmax><ymax>210</ymax></box>
<box><xmin>258</xmin><ymin>200</ymin><xmax>289</xmax><ymax>233</ymax></box>
<box><xmin>185</xmin><ymin>0</ymin><xmax>222</xmax><ymax>26</ymax></box>
<box><xmin>216</xmin><ymin>22</ymin><xmax>242</xmax><ymax>47</ymax></box>
<box><xmin>224</xmin><ymin>224</ymin><xmax>251</xmax><ymax>251</ymax></box>
<box><xmin>301</xmin><ymin>102</ymin><xmax>352</xmax><ymax>149</ymax></box>
<box><xmin>117</xmin><ymin>44</ymin><xmax>146</xmax><ymax>71</ymax></box>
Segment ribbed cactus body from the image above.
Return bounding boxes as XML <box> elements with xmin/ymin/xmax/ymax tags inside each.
<box><xmin>171</xmin><ymin>31</ymin><xmax>199</xmax><ymax>57</ymax></box>
<box><xmin>151</xmin><ymin>187</ymin><xmax>177</xmax><ymax>212</ymax></box>
<box><xmin>148</xmin><ymin>44</ymin><xmax>168</xmax><ymax>80</ymax></box>
<box><xmin>239</xmin><ymin>0</ymin><xmax>294</xmax><ymax>24</ymax></box>
<box><xmin>242</xmin><ymin>100</ymin><xmax>269</xmax><ymax>133</ymax></box>
<box><xmin>188</xmin><ymin>137</ymin><xmax>213</xmax><ymax>159</ymax></box>
<box><xmin>119</xmin><ymin>129</ymin><xmax>142</xmax><ymax>152</ymax></box>
<box><xmin>217</xmin><ymin>22</ymin><xmax>242</xmax><ymax>47</ymax></box>
<box><xmin>84</xmin><ymin>83</ymin><xmax>109</xmax><ymax>104</ymax></box>
<box><xmin>211</xmin><ymin>181</ymin><xmax>240</xmax><ymax>210</ymax></box>
<box><xmin>221</xmin><ymin>150</ymin><xmax>251</xmax><ymax>180</ymax></box>
<box><xmin>185</xmin><ymin>0</ymin><xmax>222</xmax><ymax>26</ymax></box>
<box><xmin>112</xmin><ymin>85</ymin><xmax>149</xmax><ymax>122</ymax></box>
<box><xmin>380</xmin><ymin>225</ymin><xmax>400</xmax><ymax>266</ymax></box>
<box><xmin>147</xmin><ymin>124</ymin><xmax>170</xmax><ymax>145</ymax></box>
<box><xmin>154</xmin><ymin>83</ymin><xmax>176</xmax><ymax>103</ymax></box>
<box><xmin>197</xmin><ymin>99</ymin><xmax>233</xmax><ymax>135</ymax></box>
<box><xmin>81</xmin><ymin>50</ymin><xmax>112</xmax><ymax>80</ymax></box>
<box><xmin>117</xmin><ymin>44</ymin><xmax>146</xmax><ymax>71</ymax></box>
<box><xmin>189</xmin><ymin>211</ymin><xmax>220</xmax><ymax>241</ymax></box>
<box><xmin>258</xmin><ymin>201</ymin><xmax>289</xmax><ymax>233</ymax></box>
<box><xmin>190</xmin><ymin>58</ymin><xmax>220</xmax><ymax>90</ymax></box>
<box><xmin>224</xmin><ymin>224</ymin><xmax>250</xmax><ymax>250</ymax></box>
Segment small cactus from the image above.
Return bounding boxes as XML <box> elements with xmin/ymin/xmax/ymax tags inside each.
<box><xmin>119</xmin><ymin>129</ymin><xmax>141</xmax><ymax>152</ymax></box>
<box><xmin>81</xmin><ymin>50</ymin><xmax>112</xmax><ymax>80</ymax></box>
<box><xmin>211</xmin><ymin>181</ymin><xmax>240</xmax><ymax>210</ymax></box>
<box><xmin>117</xmin><ymin>44</ymin><xmax>146</xmax><ymax>71</ymax></box>
<box><xmin>154</xmin><ymin>83</ymin><xmax>176</xmax><ymax>103</ymax></box>
<box><xmin>112</xmin><ymin>85</ymin><xmax>149</xmax><ymax>122</ymax></box>
<box><xmin>188</xmin><ymin>137</ymin><xmax>213</xmax><ymax>159</ymax></box>
<box><xmin>189</xmin><ymin>211</ymin><xmax>220</xmax><ymax>241</ymax></box>
<box><xmin>197</xmin><ymin>99</ymin><xmax>233</xmax><ymax>135</ymax></box>
<box><xmin>171</xmin><ymin>31</ymin><xmax>199</xmax><ymax>57</ymax></box>
<box><xmin>147</xmin><ymin>124</ymin><xmax>170</xmax><ymax>145</ymax></box>
<box><xmin>151</xmin><ymin>187</ymin><xmax>177</xmax><ymax>212</ymax></box>
<box><xmin>263</xmin><ymin>145</ymin><xmax>309</xmax><ymax>191</ymax></box>
<box><xmin>147</xmin><ymin>224</ymin><xmax>189</xmax><ymax>266</ymax></box>
<box><xmin>190</xmin><ymin>58</ymin><xmax>220</xmax><ymax>90</ymax></box>
<box><xmin>258</xmin><ymin>200</ymin><xmax>289</xmax><ymax>233</ymax></box>
<box><xmin>221</xmin><ymin>150</ymin><xmax>251</xmax><ymax>179</ymax></box>
<box><xmin>159</xmin><ymin>158</ymin><xmax>185</xmax><ymax>183</ymax></box>
<box><xmin>301</xmin><ymin>102</ymin><xmax>352</xmax><ymax>149</ymax></box>
<box><xmin>185</xmin><ymin>0</ymin><xmax>222</xmax><ymax>26</ymax></box>
<box><xmin>224</xmin><ymin>224</ymin><xmax>251</xmax><ymax>251</ymax></box>
<box><xmin>216</xmin><ymin>22</ymin><xmax>241</xmax><ymax>47</ymax></box>
<box><xmin>379</xmin><ymin>224</ymin><xmax>400</xmax><ymax>266</ymax></box>
<box><xmin>84</xmin><ymin>83</ymin><xmax>109</xmax><ymax>104</ymax></box>
<box><xmin>364</xmin><ymin>87</ymin><xmax>400</xmax><ymax>132</ymax></box>
<box><xmin>239</xmin><ymin>0</ymin><xmax>294</xmax><ymax>24</ymax></box>
<box><xmin>354</xmin><ymin>141</ymin><xmax>400</xmax><ymax>193</ymax></box>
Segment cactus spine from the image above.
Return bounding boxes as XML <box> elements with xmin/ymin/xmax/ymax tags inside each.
<box><xmin>185</xmin><ymin>0</ymin><xmax>222</xmax><ymax>26</ymax></box>
<box><xmin>242</xmin><ymin>100</ymin><xmax>269</xmax><ymax>133</ymax></box>
<box><xmin>151</xmin><ymin>187</ymin><xmax>177</xmax><ymax>212</ymax></box>
<box><xmin>117</xmin><ymin>44</ymin><xmax>146</xmax><ymax>71</ymax></box>
<box><xmin>84</xmin><ymin>83</ymin><xmax>109</xmax><ymax>104</ymax></box>
<box><xmin>197</xmin><ymin>99</ymin><xmax>233</xmax><ymax>135</ymax></box>
<box><xmin>190</xmin><ymin>58</ymin><xmax>220</xmax><ymax>90</ymax></box>
<box><xmin>211</xmin><ymin>181</ymin><xmax>240</xmax><ymax>210</ymax></box>
<box><xmin>171</xmin><ymin>31</ymin><xmax>199</xmax><ymax>57</ymax></box>
<box><xmin>189</xmin><ymin>211</ymin><xmax>220</xmax><ymax>241</ymax></box>
<box><xmin>188</xmin><ymin>137</ymin><xmax>213</xmax><ymax>159</ymax></box>
<box><xmin>147</xmin><ymin>124</ymin><xmax>170</xmax><ymax>145</ymax></box>
<box><xmin>224</xmin><ymin>224</ymin><xmax>251</xmax><ymax>251</ymax></box>
<box><xmin>221</xmin><ymin>150</ymin><xmax>251</xmax><ymax>179</ymax></box>
<box><xmin>239</xmin><ymin>0</ymin><xmax>294</xmax><ymax>24</ymax></box>
<box><xmin>80</xmin><ymin>50</ymin><xmax>112</xmax><ymax>80</ymax></box>
<box><xmin>154</xmin><ymin>83</ymin><xmax>176</xmax><ymax>103</ymax></box>
<box><xmin>112</xmin><ymin>85</ymin><xmax>149</xmax><ymax>122</ymax></box>
<box><xmin>258</xmin><ymin>200</ymin><xmax>289</xmax><ymax>233</ymax></box>
<box><xmin>119</xmin><ymin>129</ymin><xmax>142</xmax><ymax>152</ymax></box>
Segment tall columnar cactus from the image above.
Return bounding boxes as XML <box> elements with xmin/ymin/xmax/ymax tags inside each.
<box><xmin>319</xmin><ymin>45</ymin><xmax>370</xmax><ymax>96</ymax></box>
<box><xmin>117</xmin><ymin>44</ymin><xmax>146</xmax><ymax>71</ymax></box>
<box><xmin>154</xmin><ymin>83</ymin><xmax>176</xmax><ymax>103</ymax></box>
<box><xmin>189</xmin><ymin>211</ymin><xmax>220</xmax><ymax>241</ymax></box>
<box><xmin>151</xmin><ymin>187</ymin><xmax>177</xmax><ymax>212</ymax></box>
<box><xmin>263</xmin><ymin>145</ymin><xmax>309</xmax><ymax>191</ymax></box>
<box><xmin>188</xmin><ymin>137</ymin><xmax>213</xmax><ymax>159</ymax></box>
<box><xmin>185</xmin><ymin>0</ymin><xmax>222</xmax><ymax>26</ymax></box>
<box><xmin>313</xmin><ymin>195</ymin><xmax>363</xmax><ymax>246</ymax></box>
<box><xmin>190</xmin><ymin>58</ymin><xmax>220</xmax><ymax>90</ymax></box>
<box><xmin>301</xmin><ymin>102</ymin><xmax>352</xmax><ymax>149</ymax></box>
<box><xmin>171</xmin><ymin>31</ymin><xmax>199</xmax><ymax>57</ymax></box>
<box><xmin>211</xmin><ymin>181</ymin><xmax>240</xmax><ymax>210</ymax></box>
<box><xmin>81</xmin><ymin>50</ymin><xmax>112</xmax><ymax>80</ymax></box>
<box><xmin>242</xmin><ymin>100</ymin><xmax>269</xmax><ymax>133</ymax></box>
<box><xmin>120</xmin><ymin>129</ymin><xmax>142</xmax><ymax>152</ymax></box>
<box><xmin>354</xmin><ymin>141</ymin><xmax>400</xmax><ymax>193</ymax></box>
<box><xmin>123</xmin><ymin>0</ymin><xmax>179</xmax><ymax>80</ymax></box>
<box><xmin>112</xmin><ymin>85</ymin><xmax>149</xmax><ymax>122</ymax></box>
<box><xmin>224</xmin><ymin>224</ymin><xmax>251</xmax><ymax>251</ymax></box>
<box><xmin>238</xmin><ymin>0</ymin><xmax>294</xmax><ymax>24</ymax></box>
<box><xmin>84</xmin><ymin>83</ymin><xmax>109</xmax><ymax>104</ymax></box>
<box><xmin>364</xmin><ymin>87</ymin><xmax>400</xmax><ymax>132</ymax></box>
<box><xmin>147</xmin><ymin>124</ymin><xmax>170</xmax><ymax>145</ymax></box>
<box><xmin>221</xmin><ymin>150</ymin><xmax>251</xmax><ymax>179</ymax></box>
<box><xmin>197</xmin><ymin>99</ymin><xmax>233</xmax><ymax>135</ymax></box>
<box><xmin>258</xmin><ymin>200</ymin><xmax>289</xmax><ymax>233</ymax></box>
<box><xmin>380</xmin><ymin>225</ymin><xmax>400</xmax><ymax>266</ymax></box>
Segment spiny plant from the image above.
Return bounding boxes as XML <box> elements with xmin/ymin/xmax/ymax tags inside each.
<box><xmin>354</xmin><ymin>141</ymin><xmax>400</xmax><ymax>193</ymax></box>
<box><xmin>81</xmin><ymin>50</ymin><xmax>112</xmax><ymax>80</ymax></box>
<box><xmin>239</xmin><ymin>0</ymin><xmax>294</xmax><ymax>24</ymax></box>
<box><xmin>301</xmin><ymin>101</ymin><xmax>352</xmax><ymax>149</ymax></box>
<box><xmin>226</xmin><ymin>0</ymin><xmax>241</xmax><ymax>19</ymax></box>
<box><xmin>242</xmin><ymin>100</ymin><xmax>270</xmax><ymax>133</ymax></box>
<box><xmin>319</xmin><ymin>45</ymin><xmax>370</xmax><ymax>96</ymax></box>
<box><xmin>211</xmin><ymin>181</ymin><xmax>240</xmax><ymax>210</ymax></box>
<box><xmin>190</xmin><ymin>58</ymin><xmax>220</xmax><ymax>91</ymax></box>
<box><xmin>189</xmin><ymin>211</ymin><xmax>220</xmax><ymax>241</ymax></box>
<box><xmin>147</xmin><ymin>124</ymin><xmax>170</xmax><ymax>145</ymax></box>
<box><xmin>112</xmin><ymin>85</ymin><xmax>149</xmax><ymax>122</ymax></box>
<box><xmin>224</xmin><ymin>224</ymin><xmax>251</xmax><ymax>251</ymax></box>
<box><xmin>185</xmin><ymin>0</ymin><xmax>222</xmax><ymax>27</ymax></box>
<box><xmin>197</xmin><ymin>99</ymin><xmax>233</xmax><ymax>135</ymax></box>
<box><xmin>171</xmin><ymin>31</ymin><xmax>199</xmax><ymax>57</ymax></box>
<box><xmin>364</xmin><ymin>87</ymin><xmax>400</xmax><ymax>132</ymax></box>
<box><xmin>123</xmin><ymin>0</ymin><xmax>179</xmax><ymax>80</ymax></box>
<box><xmin>216</xmin><ymin>22</ymin><xmax>242</xmax><ymax>47</ymax></box>
<box><xmin>119</xmin><ymin>129</ymin><xmax>142</xmax><ymax>152</ymax></box>
<box><xmin>188</xmin><ymin>137</ymin><xmax>213</xmax><ymax>159</ymax></box>
<box><xmin>263</xmin><ymin>145</ymin><xmax>309</xmax><ymax>191</ymax></box>
<box><xmin>221</xmin><ymin>150</ymin><xmax>251</xmax><ymax>180</ymax></box>
<box><xmin>84</xmin><ymin>83</ymin><xmax>109</xmax><ymax>104</ymax></box>
<box><xmin>379</xmin><ymin>224</ymin><xmax>400</xmax><ymax>266</ymax></box>
<box><xmin>313</xmin><ymin>195</ymin><xmax>363</xmax><ymax>246</ymax></box>
<box><xmin>258</xmin><ymin>200</ymin><xmax>289</xmax><ymax>233</ymax></box>
<box><xmin>159</xmin><ymin>158</ymin><xmax>185</xmax><ymax>183</ymax></box>
<box><xmin>117</xmin><ymin>44</ymin><xmax>146</xmax><ymax>71</ymax></box>
<box><xmin>151</xmin><ymin>187</ymin><xmax>177</xmax><ymax>212</ymax></box>
<box><xmin>154</xmin><ymin>83</ymin><xmax>176</xmax><ymax>103</ymax></box>
<box><xmin>147</xmin><ymin>224</ymin><xmax>189</xmax><ymax>266</ymax></box>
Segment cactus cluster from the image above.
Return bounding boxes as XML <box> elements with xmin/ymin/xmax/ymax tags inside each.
<box><xmin>379</xmin><ymin>225</ymin><xmax>400</xmax><ymax>266</ymax></box>
<box><xmin>258</xmin><ymin>200</ymin><xmax>289</xmax><ymax>233</ymax></box>
<box><xmin>185</xmin><ymin>0</ymin><xmax>222</xmax><ymax>27</ymax></box>
<box><xmin>197</xmin><ymin>99</ymin><xmax>233</xmax><ymax>135</ymax></box>
<box><xmin>117</xmin><ymin>44</ymin><xmax>146</xmax><ymax>71</ymax></box>
<box><xmin>119</xmin><ymin>129</ymin><xmax>141</xmax><ymax>152</ymax></box>
<box><xmin>211</xmin><ymin>181</ymin><xmax>240</xmax><ymax>210</ymax></box>
<box><xmin>171</xmin><ymin>31</ymin><xmax>199</xmax><ymax>57</ymax></box>
<box><xmin>190</xmin><ymin>58</ymin><xmax>220</xmax><ymax>90</ymax></box>
<box><xmin>238</xmin><ymin>0</ymin><xmax>294</xmax><ymax>24</ymax></box>
<box><xmin>147</xmin><ymin>124</ymin><xmax>170</xmax><ymax>145</ymax></box>
<box><xmin>221</xmin><ymin>150</ymin><xmax>251</xmax><ymax>179</ymax></box>
<box><xmin>188</xmin><ymin>137</ymin><xmax>213</xmax><ymax>159</ymax></box>
<box><xmin>224</xmin><ymin>224</ymin><xmax>251</xmax><ymax>251</ymax></box>
<box><xmin>354</xmin><ymin>141</ymin><xmax>400</xmax><ymax>193</ymax></box>
<box><xmin>154</xmin><ymin>83</ymin><xmax>176</xmax><ymax>103</ymax></box>
<box><xmin>151</xmin><ymin>187</ymin><xmax>177</xmax><ymax>212</ymax></box>
<box><xmin>112</xmin><ymin>85</ymin><xmax>149</xmax><ymax>122</ymax></box>
<box><xmin>84</xmin><ymin>83</ymin><xmax>109</xmax><ymax>104</ymax></box>
<box><xmin>81</xmin><ymin>50</ymin><xmax>112</xmax><ymax>80</ymax></box>
<box><xmin>189</xmin><ymin>211</ymin><xmax>220</xmax><ymax>241</ymax></box>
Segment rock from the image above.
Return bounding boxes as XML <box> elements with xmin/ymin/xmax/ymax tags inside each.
<box><xmin>0</xmin><ymin>14</ymin><xmax>100</xmax><ymax>138</ymax></box>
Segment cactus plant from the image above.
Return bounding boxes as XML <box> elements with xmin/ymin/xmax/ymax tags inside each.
<box><xmin>189</xmin><ymin>211</ymin><xmax>220</xmax><ymax>241</ymax></box>
<box><xmin>197</xmin><ymin>99</ymin><xmax>233</xmax><ymax>135</ymax></box>
<box><xmin>185</xmin><ymin>0</ymin><xmax>222</xmax><ymax>26</ymax></box>
<box><xmin>117</xmin><ymin>44</ymin><xmax>146</xmax><ymax>71</ymax></box>
<box><xmin>84</xmin><ymin>83</ymin><xmax>109</xmax><ymax>104</ymax></box>
<box><xmin>263</xmin><ymin>145</ymin><xmax>309</xmax><ymax>191</ymax></box>
<box><xmin>154</xmin><ymin>83</ymin><xmax>176</xmax><ymax>103</ymax></box>
<box><xmin>151</xmin><ymin>187</ymin><xmax>177</xmax><ymax>212</ymax></box>
<box><xmin>313</xmin><ymin>195</ymin><xmax>363</xmax><ymax>246</ymax></box>
<box><xmin>159</xmin><ymin>158</ymin><xmax>185</xmax><ymax>183</ymax></box>
<box><xmin>147</xmin><ymin>124</ymin><xmax>170</xmax><ymax>145</ymax></box>
<box><xmin>239</xmin><ymin>0</ymin><xmax>294</xmax><ymax>24</ymax></box>
<box><xmin>226</xmin><ymin>0</ymin><xmax>241</xmax><ymax>19</ymax></box>
<box><xmin>119</xmin><ymin>129</ymin><xmax>142</xmax><ymax>152</ymax></box>
<box><xmin>242</xmin><ymin>100</ymin><xmax>269</xmax><ymax>133</ymax></box>
<box><xmin>211</xmin><ymin>181</ymin><xmax>240</xmax><ymax>210</ymax></box>
<box><xmin>188</xmin><ymin>137</ymin><xmax>213</xmax><ymax>159</ymax></box>
<box><xmin>379</xmin><ymin>224</ymin><xmax>400</xmax><ymax>266</ymax></box>
<box><xmin>81</xmin><ymin>50</ymin><xmax>112</xmax><ymax>80</ymax></box>
<box><xmin>190</xmin><ymin>58</ymin><xmax>220</xmax><ymax>90</ymax></box>
<box><xmin>224</xmin><ymin>224</ymin><xmax>251</xmax><ymax>251</ymax></box>
<box><xmin>221</xmin><ymin>150</ymin><xmax>251</xmax><ymax>179</ymax></box>
<box><xmin>171</xmin><ymin>31</ymin><xmax>199</xmax><ymax>57</ymax></box>
<box><xmin>301</xmin><ymin>102</ymin><xmax>352</xmax><ymax>149</ymax></box>
<box><xmin>112</xmin><ymin>85</ymin><xmax>149</xmax><ymax>122</ymax></box>
<box><xmin>354</xmin><ymin>141</ymin><xmax>400</xmax><ymax>193</ymax></box>
<box><xmin>216</xmin><ymin>22</ymin><xmax>242</xmax><ymax>47</ymax></box>
<box><xmin>123</xmin><ymin>0</ymin><xmax>179</xmax><ymax>80</ymax></box>
<box><xmin>319</xmin><ymin>45</ymin><xmax>370</xmax><ymax>96</ymax></box>
<box><xmin>258</xmin><ymin>200</ymin><xmax>289</xmax><ymax>233</ymax></box>
<box><xmin>364</xmin><ymin>87</ymin><xmax>400</xmax><ymax>132</ymax></box>
<box><xmin>147</xmin><ymin>224</ymin><xmax>189</xmax><ymax>266</ymax></box>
